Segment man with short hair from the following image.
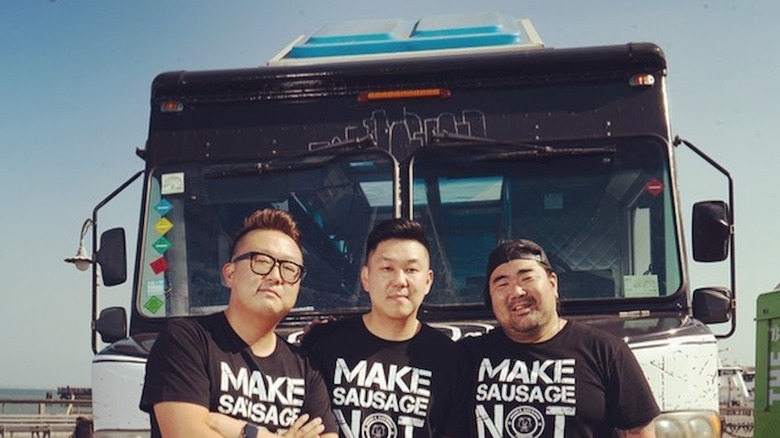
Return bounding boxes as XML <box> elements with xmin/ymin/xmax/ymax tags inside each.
<box><xmin>140</xmin><ymin>209</ymin><xmax>338</xmax><ymax>438</ymax></box>
<box><xmin>301</xmin><ymin>219</ymin><xmax>470</xmax><ymax>438</ymax></box>
<box><xmin>462</xmin><ymin>239</ymin><xmax>659</xmax><ymax>438</ymax></box>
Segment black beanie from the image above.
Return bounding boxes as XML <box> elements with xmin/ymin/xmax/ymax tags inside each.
<box><xmin>484</xmin><ymin>239</ymin><xmax>553</xmax><ymax>308</ymax></box>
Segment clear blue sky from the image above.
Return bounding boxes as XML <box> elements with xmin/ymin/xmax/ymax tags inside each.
<box><xmin>1</xmin><ymin>1</ymin><xmax>777</xmax><ymax>389</ymax></box>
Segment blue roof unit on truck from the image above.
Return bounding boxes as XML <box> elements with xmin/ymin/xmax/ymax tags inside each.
<box><xmin>268</xmin><ymin>12</ymin><xmax>544</xmax><ymax>66</ymax></box>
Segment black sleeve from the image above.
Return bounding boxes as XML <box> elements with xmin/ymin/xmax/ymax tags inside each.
<box><xmin>139</xmin><ymin>319</ymin><xmax>211</xmax><ymax>413</ymax></box>
<box><xmin>301</xmin><ymin>355</ymin><xmax>339</xmax><ymax>434</ymax></box>
<box><xmin>443</xmin><ymin>342</ymin><xmax>476</xmax><ymax>438</ymax></box>
<box><xmin>298</xmin><ymin>319</ymin><xmax>335</xmax><ymax>375</ymax></box>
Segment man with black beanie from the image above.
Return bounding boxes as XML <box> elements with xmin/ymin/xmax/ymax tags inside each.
<box><xmin>461</xmin><ymin>239</ymin><xmax>659</xmax><ymax>437</ymax></box>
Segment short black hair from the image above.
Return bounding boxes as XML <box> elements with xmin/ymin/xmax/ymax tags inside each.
<box><xmin>230</xmin><ymin>209</ymin><xmax>302</xmax><ymax>257</ymax></box>
<box><xmin>364</xmin><ymin>219</ymin><xmax>430</xmax><ymax>263</ymax></box>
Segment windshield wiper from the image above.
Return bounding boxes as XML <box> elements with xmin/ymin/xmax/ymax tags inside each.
<box><xmin>428</xmin><ymin>131</ymin><xmax>615</xmax><ymax>161</ymax></box>
<box><xmin>474</xmin><ymin>145</ymin><xmax>616</xmax><ymax>161</ymax></box>
<box><xmin>429</xmin><ymin>131</ymin><xmax>553</xmax><ymax>152</ymax></box>
<box><xmin>296</xmin><ymin>134</ymin><xmax>377</xmax><ymax>157</ymax></box>
<box><xmin>205</xmin><ymin>135</ymin><xmax>377</xmax><ymax>179</ymax></box>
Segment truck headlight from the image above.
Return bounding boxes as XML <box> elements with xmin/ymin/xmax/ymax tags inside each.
<box><xmin>654</xmin><ymin>411</ymin><xmax>721</xmax><ymax>438</ymax></box>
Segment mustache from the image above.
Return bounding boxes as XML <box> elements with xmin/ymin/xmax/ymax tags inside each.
<box><xmin>507</xmin><ymin>295</ymin><xmax>536</xmax><ymax>308</ymax></box>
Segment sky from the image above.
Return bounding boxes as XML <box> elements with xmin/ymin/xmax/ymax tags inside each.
<box><xmin>1</xmin><ymin>0</ymin><xmax>777</xmax><ymax>389</ymax></box>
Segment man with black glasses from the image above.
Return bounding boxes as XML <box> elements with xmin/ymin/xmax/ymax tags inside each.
<box><xmin>141</xmin><ymin>209</ymin><xmax>338</xmax><ymax>438</ymax></box>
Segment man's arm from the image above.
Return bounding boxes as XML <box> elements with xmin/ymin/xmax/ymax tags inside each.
<box><xmin>155</xmin><ymin>402</ymin><xmax>337</xmax><ymax>438</ymax></box>
<box><xmin>154</xmin><ymin>402</ymin><xmax>223</xmax><ymax>438</ymax></box>
<box><xmin>616</xmin><ymin>421</ymin><xmax>656</xmax><ymax>438</ymax></box>
<box><xmin>208</xmin><ymin>412</ymin><xmax>334</xmax><ymax>438</ymax></box>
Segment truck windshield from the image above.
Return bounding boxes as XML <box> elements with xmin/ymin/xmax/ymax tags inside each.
<box><xmin>411</xmin><ymin>136</ymin><xmax>682</xmax><ymax>305</ymax></box>
<box><xmin>137</xmin><ymin>150</ymin><xmax>396</xmax><ymax>318</ymax></box>
<box><xmin>135</xmin><ymin>136</ymin><xmax>682</xmax><ymax>319</ymax></box>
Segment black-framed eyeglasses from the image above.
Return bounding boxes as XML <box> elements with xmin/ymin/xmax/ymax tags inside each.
<box><xmin>231</xmin><ymin>251</ymin><xmax>306</xmax><ymax>284</ymax></box>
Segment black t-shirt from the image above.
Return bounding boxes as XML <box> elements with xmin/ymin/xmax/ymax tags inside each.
<box><xmin>139</xmin><ymin>312</ymin><xmax>337</xmax><ymax>437</ymax></box>
<box><xmin>460</xmin><ymin>321</ymin><xmax>660</xmax><ymax>438</ymax></box>
<box><xmin>301</xmin><ymin>317</ymin><xmax>471</xmax><ymax>438</ymax></box>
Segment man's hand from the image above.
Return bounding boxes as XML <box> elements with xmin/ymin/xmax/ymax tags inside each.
<box><xmin>207</xmin><ymin>412</ymin><xmax>327</xmax><ymax>438</ymax></box>
<box><xmin>281</xmin><ymin>414</ymin><xmax>324</xmax><ymax>438</ymax></box>
<box><xmin>616</xmin><ymin>421</ymin><xmax>656</xmax><ymax>438</ymax></box>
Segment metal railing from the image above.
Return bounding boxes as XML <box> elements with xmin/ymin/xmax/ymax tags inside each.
<box><xmin>0</xmin><ymin>398</ymin><xmax>91</xmax><ymax>416</ymax></box>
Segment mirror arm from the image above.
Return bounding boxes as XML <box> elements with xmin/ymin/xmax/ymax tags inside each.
<box><xmin>674</xmin><ymin>136</ymin><xmax>736</xmax><ymax>338</ymax></box>
<box><xmin>90</xmin><ymin>170</ymin><xmax>144</xmax><ymax>354</ymax></box>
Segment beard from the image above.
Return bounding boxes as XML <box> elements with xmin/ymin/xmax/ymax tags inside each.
<box><xmin>508</xmin><ymin>309</ymin><xmax>545</xmax><ymax>334</ymax></box>
<box><xmin>500</xmin><ymin>297</ymin><xmax>557</xmax><ymax>342</ymax></box>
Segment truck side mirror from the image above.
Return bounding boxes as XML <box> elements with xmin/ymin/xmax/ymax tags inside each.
<box><xmin>692</xmin><ymin>287</ymin><xmax>732</xmax><ymax>324</ymax></box>
<box><xmin>692</xmin><ymin>201</ymin><xmax>730</xmax><ymax>262</ymax></box>
<box><xmin>94</xmin><ymin>306</ymin><xmax>127</xmax><ymax>343</ymax></box>
<box><xmin>95</xmin><ymin>228</ymin><xmax>127</xmax><ymax>286</ymax></box>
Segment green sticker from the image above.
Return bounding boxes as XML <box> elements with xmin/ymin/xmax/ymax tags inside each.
<box><xmin>153</xmin><ymin>236</ymin><xmax>171</xmax><ymax>254</ymax></box>
<box><xmin>144</xmin><ymin>296</ymin><xmax>164</xmax><ymax>314</ymax></box>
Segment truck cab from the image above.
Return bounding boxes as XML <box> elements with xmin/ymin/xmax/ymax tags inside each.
<box><xmin>69</xmin><ymin>13</ymin><xmax>735</xmax><ymax>438</ymax></box>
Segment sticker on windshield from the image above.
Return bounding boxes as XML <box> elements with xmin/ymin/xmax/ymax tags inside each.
<box><xmin>146</xmin><ymin>279</ymin><xmax>166</xmax><ymax>296</ymax></box>
<box><xmin>154</xmin><ymin>217</ymin><xmax>174</xmax><ymax>236</ymax></box>
<box><xmin>161</xmin><ymin>172</ymin><xmax>185</xmax><ymax>195</ymax></box>
<box><xmin>153</xmin><ymin>236</ymin><xmax>171</xmax><ymax>254</ymax></box>
<box><xmin>150</xmin><ymin>256</ymin><xmax>169</xmax><ymax>275</ymax></box>
<box><xmin>154</xmin><ymin>198</ymin><xmax>173</xmax><ymax>216</ymax></box>
<box><xmin>623</xmin><ymin>274</ymin><xmax>659</xmax><ymax>297</ymax></box>
<box><xmin>144</xmin><ymin>295</ymin><xmax>164</xmax><ymax>314</ymax></box>
<box><xmin>644</xmin><ymin>178</ymin><xmax>664</xmax><ymax>197</ymax></box>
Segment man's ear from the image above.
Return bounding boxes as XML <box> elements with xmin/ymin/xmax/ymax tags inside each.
<box><xmin>424</xmin><ymin>269</ymin><xmax>434</xmax><ymax>296</ymax></box>
<box><xmin>360</xmin><ymin>265</ymin><xmax>370</xmax><ymax>293</ymax></box>
<box><xmin>222</xmin><ymin>262</ymin><xmax>235</xmax><ymax>288</ymax></box>
<box><xmin>549</xmin><ymin>272</ymin><xmax>559</xmax><ymax>299</ymax></box>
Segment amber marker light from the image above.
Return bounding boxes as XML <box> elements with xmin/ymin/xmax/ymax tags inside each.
<box><xmin>358</xmin><ymin>88</ymin><xmax>451</xmax><ymax>103</ymax></box>
<box><xmin>629</xmin><ymin>73</ymin><xmax>655</xmax><ymax>87</ymax></box>
<box><xmin>160</xmin><ymin>100</ymin><xmax>184</xmax><ymax>112</ymax></box>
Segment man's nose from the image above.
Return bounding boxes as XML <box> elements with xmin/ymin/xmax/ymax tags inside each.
<box><xmin>511</xmin><ymin>281</ymin><xmax>528</xmax><ymax>295</ymax></box>
<box><xmin>263</xmin><ymin>262</ymin><xmax>283</xmax><ymax>283</ymax></box>
<box><xmin>391</xmin><ymin>269</ymin><xmax>409</xmax><ymax>286</ymax></box>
